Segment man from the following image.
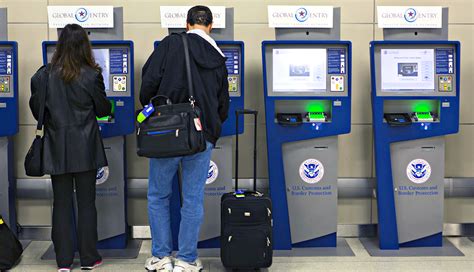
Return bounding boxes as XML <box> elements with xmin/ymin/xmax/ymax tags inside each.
<box><xmin>140</xmin><ymin>5</ymin><xmax>229</xmax><ymax>272</ymax></box>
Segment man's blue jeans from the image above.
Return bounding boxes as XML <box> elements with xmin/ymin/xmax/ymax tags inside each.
<box><xmin>148</xmin><ymin>141</ymin><xmax>213</xmax><ymax>263</ymax></box>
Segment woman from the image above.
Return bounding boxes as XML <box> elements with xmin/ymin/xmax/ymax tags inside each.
<box><xmin>29</xmin><ymin>24</ymin><xmax>111</xmax><ymax>271</ymax></box>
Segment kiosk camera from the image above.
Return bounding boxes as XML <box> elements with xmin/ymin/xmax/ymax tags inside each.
<box><xmin>0</xmin><ymin>8</ymin><xmax>19</xmax><ymax>235</ymax></box>
<box><xmin>42</xmin><ymin>8</ymin><xmax>134</xmax><ymax>249</ymax></box>
<box><xmin>371</xmin><ymin>8</ymin><xmax>460</xmax><ymax>249</ymax></box>
<box><xmin>262</xmin><ymin>8</ymin><xmax>351</xmax><ymax>249</ymax></box>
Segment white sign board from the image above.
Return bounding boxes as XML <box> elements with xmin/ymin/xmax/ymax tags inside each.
<box><xmin>160</xmin><ymin>6</ymin><xmax>226</xmax><ymax>29</ymax></box>
<box><xmin>268</xmin><ymin>6</ymin><xmax>333</xmax><ymax>28</ymax></box>
<box><xmin>47</xmin><ymin>6</ymin><xmax>114</xmax><ymax>28</ymax></box>
<box><xmin>377</xmin><ymin>6</ymin><xmax>443</xmax><ymax>29</ymax></box>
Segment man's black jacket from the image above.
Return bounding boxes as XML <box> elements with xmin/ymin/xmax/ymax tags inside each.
<box><xmin>140</xmin><ymin>33</ymin><xmax>230</xmax><ymax>145</ymax></box>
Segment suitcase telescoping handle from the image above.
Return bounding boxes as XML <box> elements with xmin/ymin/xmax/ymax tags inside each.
<box><xmin>235</xmin><ymin>109</ymin><xmax>258</xmax><ymax>192</ymax></box>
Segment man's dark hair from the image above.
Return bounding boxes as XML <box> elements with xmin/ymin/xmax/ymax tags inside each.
<box><xmin>186</xmin><ymin>5</ymin><xmax>213</xmax><ymax>26</ymax></box>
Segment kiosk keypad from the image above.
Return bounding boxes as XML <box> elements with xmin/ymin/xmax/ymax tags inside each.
<box><xmin>0</xmin><ymin>76</ymin><xmax>9</xmax><ymax>93</ymax></box>
<box><xmin>223</xmin><ymin>48</ymin><xmax>241</xmax><ymax>97</ymax></box>
<box><xmin>113</xmin><ymin>75</ymin><xmax>127</xmax><ymax>92</ymax></box>
<box><xmin>438</xmin><ymin>76</ymin><xmax>453</xmax><ymax>92</ymax></box>
<box><xmin>330</xmin><ymin>76</ymin><xmax>344</xmax><ymax>92</ymax></box>
<box><xmin>228</xmin><ymin>75</ymin><xmax>238</xmax><ymax>93</ymax></box>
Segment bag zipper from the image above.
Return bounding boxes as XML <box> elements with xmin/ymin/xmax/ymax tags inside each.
<box><xmin>146</xmin><ymin>129</ymin><xmax>174</xmax><ymax>136</ymax></box>
<box><xmin>145</xmin><ymin>129</ymin><xmax>180</xmax><ymax>136</ymax></box>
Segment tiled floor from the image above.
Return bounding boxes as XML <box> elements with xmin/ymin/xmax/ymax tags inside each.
<box><xmin>11</xmin><ymin>238</ymin><xmax>474</xmax><ymax>271</ymax></box>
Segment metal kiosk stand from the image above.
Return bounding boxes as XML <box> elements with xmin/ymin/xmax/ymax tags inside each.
<box><xmin>361</xmin><ymin>7</ymin><xmax>464</xmax><ymax>257</ymax></box>
<box><xmin>262</xmin><ymin>8</ymin><xmax>353</xmax><ymax>256</ymax></box>
<box><xmin>41</xmin><ymin>7</ymin><xmax>140</xmax><ymax>259</ymax></box>
<box><xmin>0</xmin><ymin>8</ymin><xmax>19</xmax><ymax>239</ymax></box>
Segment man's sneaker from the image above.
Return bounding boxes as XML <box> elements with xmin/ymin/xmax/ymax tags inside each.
<box><xmin>145</xmin><ymin>256</ymin><xmax>173</xmax><ymax>272</ymax></box>
<box><xmin>58</xmin><ymin>268</ymin><xmax>71</xmax><ymax>272</ymax></box>
<box><xmin>172</xmin><ymin>259</ymin><xmax>203</xmax><ymax>272</ymax></box>
<box><xmin>81</xmin><ymin>259</ymin><xmax>103</xmax><ymax>270</ymax></box>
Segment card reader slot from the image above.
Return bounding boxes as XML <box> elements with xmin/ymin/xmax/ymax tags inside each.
<box><xmin>384</xmin><ymin>113</ymin><xmax>412</xmax><ymax>127</ymax></box>
<box><xmin>276</xmin><ymin>113</ymin><xmax>303</xmax><ymax>126</ymax></box>
<box><xmin>313</xmin><ymin>146</ymin><xmax>329</xmax><ymax>150</ymax></box>
<box><xmin>306</xmin><ymin>112</ymin><xmax>328</xmax><ymax>123</ymax></box>
<box><xmin>412</xmin><ymin>111</ymin><xmax>437</xmax><ymax>123</ymax></box>
<box><xmin>421</xmin><ymin>147</ymin><xmax>436</xmax><ymax>151</ymax></box>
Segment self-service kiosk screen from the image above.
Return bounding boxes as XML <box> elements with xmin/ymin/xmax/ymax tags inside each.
<box><xmin>92</xmin><ymin>49</ymin><xmax>111</xmax><ymax>91</ymax></box>
<box><xmin>374</xmin><ymin>43</ymin><xmax>457</xmax><ymax>96</ymax></box>
<box><xmin>91</xmin><ymin>48</ymin><xmax>128</xmax><ymax>94</ymax></box>
<box><xmin>273</xmin><ymin>48</ymin><xmax>327</xmax><ymax>92</ymax></box>
<box><xmin>46</xmin><ymin>44</ymin><xmax>131</xmax><ymax>97</ymax></box>
<box><xmin>0</xmin><ymin>48</ymin><xmax>13</xmax><ymax>96</ymax></box>
<box><xmin>264</xmin><ymin>43</ymin><xmax>349</xmax><ymax>97</ymax></box>
<box><xmin>381</xmin><ymin>49</ymin><xmax>435</xmax><ymax>91</ymax></box>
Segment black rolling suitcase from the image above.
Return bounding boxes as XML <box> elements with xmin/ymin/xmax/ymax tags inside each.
<box><xmin>220</xmin><ymin>109</ymin><xmax>273</xmax><ymax>269</ymax></box>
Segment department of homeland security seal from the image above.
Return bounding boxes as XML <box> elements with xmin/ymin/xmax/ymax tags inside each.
<box><xmin>96</xmin><ymin>166</ymin><xmax>110</xmax><ymax>185</ymax></box>
<box><xmin>407</xmin><ymin>159</ymin><xmax>431</xmax><ymax>184</ymax></box>
<box><xmin>299</xmin><ymin>159</ymin><xmax>325</xmax><ymax>184</ymax></box>
<box><xmin>206</xmin><ymin>161</ymin><xmax>219</xmax><ymax>185</ymax></box>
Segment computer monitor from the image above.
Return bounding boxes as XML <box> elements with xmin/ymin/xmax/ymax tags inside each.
<box><xmin>263</xmin><ymin>43</ymin><xmax>349</xmax><ymax>97</ymax></box>
<box><xmin>44</xmin><ymin>43</ymin><xmax>131</xmax><ymax>98</ymax></box>
<box><xmin>92</xmin><ymin>49</ymin><xmax>111</xmax><ymax>91</ymax></box>
<box><xmin>381</xmin><ymin>49</ymin><xmax>435</xmax><ymax>91</ymax></box>
<box><xmin>92</xmin><ymin>48</ymin><xmax>128</xmax><ymax>94</ymax></box>
<box><xmin>373</xmin><ymin>43</ymin><xmax>457</xmax><ymax>96</ymax></box>
<box><xmin>273</xmin><ymin>48</ymin><xmax>327</xmax><ymax>92</ymax></box>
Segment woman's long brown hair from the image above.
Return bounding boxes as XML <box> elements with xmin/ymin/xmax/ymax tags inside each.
<box><xmin>51</xmin><ymin>24</ymin><xmax>101</xmax><ymax>83</ymax></box>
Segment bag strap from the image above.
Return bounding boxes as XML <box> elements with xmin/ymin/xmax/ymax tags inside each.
<box><xmin>180</xmin><ymin>33</ymin><xmax>195</xmax><ymax>106</ymax></box>
<box><xmin>36</xmin><ymin>65</ymin><xmax>51</xmax><ymax>138</ymax></box>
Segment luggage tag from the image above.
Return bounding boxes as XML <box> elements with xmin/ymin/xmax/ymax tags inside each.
<box><xmin>194</xmin><ymin>118</ymin><xmax>203</xmax><ymax>131</ymax></box>
<box><xmin>137</xmin><ymin>103</ymin><xmax>155</xmax><ymax>123</ymax></box>
<box><xmin>235</xmin><ymin>189</ymin><xmax>245</xmax><ymax>198</ymax></box>
<box><xmin>0</xmin><ymin>218</ymin><xmax>3</xmax><ymax>224</ymax></box>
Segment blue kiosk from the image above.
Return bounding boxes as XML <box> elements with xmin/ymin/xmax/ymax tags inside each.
<box><xmin>42</xmin><ymin>8</ymin><xmax>134</xmax><ymax>250</ymax></box>
<box><xmin>0</xmin><ymin>8</ymin><xmax>19</xmax><ymax>235</ymax></box>
<box><xmin>262</xmin><ymin>8</ymin><xmax>351</xmax><ymax>250</ymax></box>
<box><xmin>155</xmin><ymin>7</ymin><xmax>245</xmax><ymax>250</ymax></box>
<box><xmin>199</xmin><ymin>40</ymin><xmax>244</xmax><ymax>248</ymax></box>
<box><xmin>370</xmin><ymin>8</ymin><xmax>460</xmax><ymax>250</ymax></box>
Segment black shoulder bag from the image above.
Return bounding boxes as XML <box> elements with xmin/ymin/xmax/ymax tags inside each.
<box><xmin>0</xmin><ymin>215</ymin><xmax>23</xmax><ymax>270</ymax></box>
<box><xmin>136</xmin><ymin>33</ymin><xmax>206</xmax><ymax>158</ymax></box>
<box><xmin>24</xmin><ymin>66</ymin><xmax>49</xmax><ymax>177</ymax></box>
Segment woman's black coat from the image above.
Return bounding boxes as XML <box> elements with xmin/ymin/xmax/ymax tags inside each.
<box><xmin>30</xmin><ymin>65</ymin><xmax>112</xmax><ymax>175</ymax></box>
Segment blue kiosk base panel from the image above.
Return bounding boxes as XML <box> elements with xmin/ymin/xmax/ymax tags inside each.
<box><xmin>41</xmin><ymin>240</ymin><xmax>142</xmax><ymax>260</ymax></box>
<box><xmin>196</xmin><ymin>238</ymin><xmax>354</xmax><ymax>257</ymax></box>
<box><xmin>292</xmin><ymin>233</ymin><xmax>337</xmax><ymax>248</ymax></box>
<box><xmin>360</xmin><ymin>238</ymin><xmax>464</xmax><ymax>257</ymax></box>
